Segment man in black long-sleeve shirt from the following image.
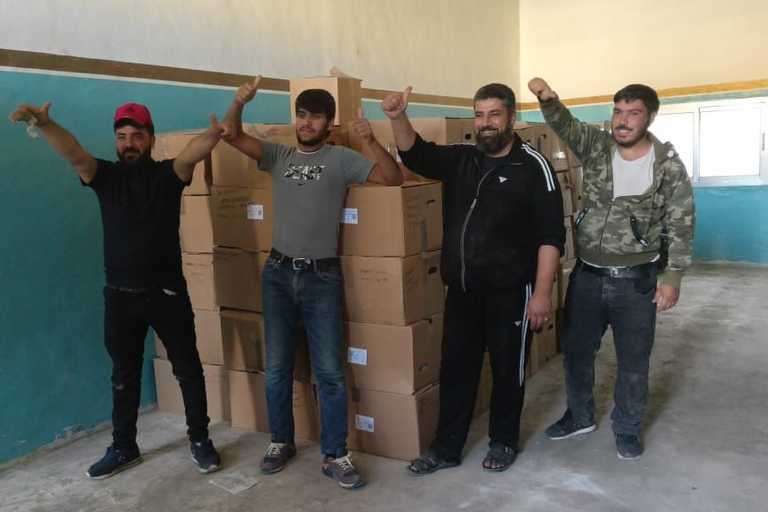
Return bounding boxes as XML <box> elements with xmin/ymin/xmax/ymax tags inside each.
<box><xmin>384</xmin><ymin>84</ymin><xmax>565</xmax><ymax>474</ymax></box>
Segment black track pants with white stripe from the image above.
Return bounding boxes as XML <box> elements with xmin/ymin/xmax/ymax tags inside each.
<box><xmin>431</xmin><ymin>284</ymin><xmax>533</xmax><ymax>461</ymax></box>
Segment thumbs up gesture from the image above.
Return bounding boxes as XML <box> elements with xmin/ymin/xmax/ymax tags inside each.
<box><xmin>9</xmin><ymin>101</ymin><xmax>52</xmax><ymax>127</ymax></box>
<box><xmin>350</xmin><ymin>107</ymin><xmax>374</xmax><ymax>144</ymax></box>
<box><xmin>235</xmin><ymin>76</ymin><xmax>261</xmax><ymax>106</ymax></box>
<box><xmin>381</xmin><ymin>86</ymin><xmax>412</xmax><ymax>120</ymax></box>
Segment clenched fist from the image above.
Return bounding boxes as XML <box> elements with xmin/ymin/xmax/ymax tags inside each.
<box><xmin>528</xmin><ymin>77</ymin><xmax>557</xmax><ymax>102</ymax></box>
<box><xmin>381</xmin><ymin>86</ymin><xmax>412</xmax><ymax>119</ymax></box>
<box><xmin>235</xmin><ymin>76</ymin><xmax>261</xmax><ymax>106</ymax></box>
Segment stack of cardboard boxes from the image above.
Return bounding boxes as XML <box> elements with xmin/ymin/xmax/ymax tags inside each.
<box><xmin>149</xmin><ymin>76</ymin><xmax>574</xmax><ymax>462</ymax></box>
<box><xmin>516</xmin><ymin>123</ymin><xmax>583</xmax><ymax>357</ymax></box>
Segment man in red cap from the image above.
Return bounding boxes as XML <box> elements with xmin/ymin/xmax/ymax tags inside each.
<box><xmin>9</xmin><ymin>100</ymin><xmax>225</xmax><ymax>479</ymax></box>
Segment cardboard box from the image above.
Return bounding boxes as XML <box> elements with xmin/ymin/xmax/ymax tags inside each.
<box><xmin>344</xmin><ymin>313</ymin><xmax>442</xmax><ymax>395</ymax></box>
<box><xmin>153</xmin><ymin>131</ymin><xmax>211</xmax><ymax>195</ymax></box>
<box><xmin>340</xmin><ymin>181</ymin><xmax>442</xmax><ymax>257</ymax></box>
<box><xmin>211</xmin><ymin>187</ymin><xmax>273</xmax><ymax>252</ymax></box>
<box><xmin>228</xmin><ymin>370</ymin><xmax>319</xmax><ymax>441</ymax></box>
<box><xmin>290</xmin><ymin>76</ymin><xmax>361</xmax><ymax>127</ymax></box>
<box><xmin>155</xmin><ymin>308</ymin><xmax>224</xmax><ymax>366</ymax></box>
<box><xmin>180</xmin><ymin>196</ymin><xmax>214</xmax><ymax>253</ymax></box>
<box><xmin>342</xmin><ymin>251</ymin><xmax>443</xmax><ymax>326</ymax></box>
<box><xmin>348</xmin><ymin>117</ymin><xmax>475</xmax><ymax>164</ymax></box>
<box><xmin>182</xmin><ymin>249</ymin><xmax>269</xmax><ymax>311</ymax></box>
<box><xmin>210</xmin><ymin>141</ymin><xmax>271</xmax><ymax>190</ymax></box>
<box><xmin>154</xmin><ymin>358</ymin><xmax>229</xmax><ymax>422</ymax></box>
<box><xmin>559</xmin><ymin>260</ymin><xmax>576</xmax><ymax>309</ymax></box>
<box><xmin>346</xmin><ymin>384</ymin><xmax>439</xmax><ymax>461</ymax></box>
<box><xmin>556</xmin><ymin>172</ymin><xmax>574</xmax><ymax>216</ymax></box>
<box><xmin>529</xmin><ymin>316</ymin><xmax>558</xmax><ymax>377</ymax></box>
<box><xmin>562</xmin><ymin>216</ymin><xmax>575</xmax><ymax>262</ymax></box>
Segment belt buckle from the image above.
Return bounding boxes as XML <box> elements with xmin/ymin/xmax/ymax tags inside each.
<box><xmin>609</xmin><ymin>267</ymin><xmax>621</xmax><ymax>278</ymax></box>
<box><xmin>292</xmin><ymin>257</ymin><xmax>311</xmax><ymax>271</ymax></box>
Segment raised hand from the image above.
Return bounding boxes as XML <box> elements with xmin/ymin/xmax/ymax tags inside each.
<box><xmin>350</xmin><ymin>107</ymin><xmax>374</xmax><ymax>143</ymax></box>
<box><xmin>235</xmin><ymin>76</ymin><xmax>261</xmax><ymax>106</ymax></box>
<box><xmin>208</xmin><ymin>113</ymin><xmax>226</xmax><ymax>138</ymax></box>
<box><xmin>381</xmin><ymin>86</ymin><xmax>412</xmax><ymax>119</ymax></box>
<box><xmin>9</xmin><ymin>102</ymin><xmax>52</xmax><ymax>127</ymax></box>
<box><xmin>528</xmin><ymin>77</ymin><xmax>557</xmax><ymax>102</ymax></box>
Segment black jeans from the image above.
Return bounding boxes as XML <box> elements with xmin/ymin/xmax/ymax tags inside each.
<box><xmin>431</xmin><ymin>284</ymin><xmax>533</xmax><ymax>462</ymax></box>
<box><xmin>103</xmin><ymin>286</ymin><xmax>209</xmax><ymax>449</ymax></box>
<box><xmin>561</xmin><ymin>262</ymin><xmax>657</xmax><ymax>435</ymax></box>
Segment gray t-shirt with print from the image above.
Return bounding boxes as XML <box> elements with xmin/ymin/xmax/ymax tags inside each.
<box><xmin>258</xmin><ymin>141</ymin><xmax>373</xmax><ymax>259</ymax></box>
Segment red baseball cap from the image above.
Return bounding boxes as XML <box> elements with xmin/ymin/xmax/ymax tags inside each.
<box><xmin>113</xmin><ymin>102</ymin><xmax>154</xmax><ymax>130</ymax></box>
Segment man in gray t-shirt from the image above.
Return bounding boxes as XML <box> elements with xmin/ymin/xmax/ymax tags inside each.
<box><xmin>221</xmin><ymin>76</ymin><xmax>403</xmax><ymax>489</ymax></box>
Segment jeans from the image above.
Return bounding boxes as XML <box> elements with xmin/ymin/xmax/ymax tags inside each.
<box><xmin>103</xmin><ymin>286</ymin><xmax>209</xmax><ymax>449</ymax></box>
<box><xmin>261</xmin><ymin>258</ymin><xmax>348</xmax><ymax>458</ymax></box>
<box><xmin>560</xmin><ymin>262</ymin><xmax>658</xmax><ymax>435</ymax></box>
<box><xmin>431</xmin><ymin>284</ymin><xmax>533</xmax><ymax>461</ymax></box>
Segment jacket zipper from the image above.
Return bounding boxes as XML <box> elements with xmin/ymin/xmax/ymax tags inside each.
<box><xmin>460</xmin><ymin>157</ymin><xmax>498</xmax><ymax>291</ymax></box>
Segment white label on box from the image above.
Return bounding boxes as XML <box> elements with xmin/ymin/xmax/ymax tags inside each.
<box><xmin>247</xmin><ymin>203</ymin><xmax>264</xmax><ymax>220</ymax></box>
<box><xmin>553</xmin><ymin>150</ymin><xmax>566</xmax><ymax>160</ymax></box>
<box><xmin>341</xmin><ymin>208</ymin><xmax>358</xmax><ymax>224</ymax></box>
<box><xmin>355</xmin><ymin>414</ymin><xmax>375</xmax><ymax>433</ymax></box>
<box><xmin>347</xmin><ymin>347</ymin><xmax>368</xmax><ymax>366</ymax></box>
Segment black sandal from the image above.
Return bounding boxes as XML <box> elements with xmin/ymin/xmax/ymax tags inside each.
<box><xmin>482</xmin><ymin>443</ymin><xmax>517</xmax><ymax>472</ymax></box>
<box><xmin>406</xmin><ymin>450</ymin><xmax>460</xmax><ymax>476</ymax></box>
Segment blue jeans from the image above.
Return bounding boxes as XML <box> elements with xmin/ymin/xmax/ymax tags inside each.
<box><xmin>261</xmin><ymin>258</ymin><xmax>348</xmax><ymax>457</ymax></box>
<box><xmin>560</xmin><ymin>262</ymin><xmax>658</xmax><ymax>435</ymax></box>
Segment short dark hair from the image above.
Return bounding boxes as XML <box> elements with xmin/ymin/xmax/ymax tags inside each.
<box><xmin>474</xmin><ymin>83</ymin><xmax>516</xmax><ymax>112</ymax></box>
<box><xmin>295</xmin><ymin>89</ymin><xmax>336</xmax><ymax>122</ymax></box>
<box><xmin>613</xmin><ymin>84</ymin><xmax>660</xmax><ymax>114</ymax></box>
<box><xmin>114</xmin><ymin>118</ymin><xmax>154</xmax><ymax>136</ymax></box>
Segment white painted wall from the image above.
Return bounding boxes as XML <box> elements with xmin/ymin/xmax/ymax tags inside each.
<box><xmin>1</xmin><ymin>0</ymin><xmax>520</xmax><ymax>99</ymax></box>
<box><xmin>518</xmin><ymin>0</ymin><xmax>768</xmax><ymax>101</ymax></box>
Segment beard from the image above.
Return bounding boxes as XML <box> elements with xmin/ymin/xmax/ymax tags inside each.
<box><xmin>476</xmin><ymin>123</ymin><xmax>514</xmax><ymax>155</ymax></box>
<box><xmin>117</xmin><ymin>147</ymin><xmax>152</xmax><ymax>166</ymax></box>
<box><xmin>612</xmin><ymin>121</ymin><xmax>651</xmax><ymax>148</ymax></box>
<box><xmin>296</xmin><ymin>127</ymin><xmax>330</xmax><ymax>148</ymax></box>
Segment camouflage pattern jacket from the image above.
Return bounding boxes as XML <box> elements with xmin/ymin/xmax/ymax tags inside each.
<box><xmin>541</xmin><ymin>98</ymin><xmax>695</xmax><ymax>288</ymax></box>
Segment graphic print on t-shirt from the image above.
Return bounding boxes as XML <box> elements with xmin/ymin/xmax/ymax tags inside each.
<box><xmin>284</xmin><ymin>163</ymin><xmax>325</xmax><ymax>185</ymax></box>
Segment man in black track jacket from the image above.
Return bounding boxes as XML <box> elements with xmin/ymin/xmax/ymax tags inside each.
<box><xmin>383</xmin><ymin>84</ymin><xmax>565</xmax><ymax>474</ymax></box>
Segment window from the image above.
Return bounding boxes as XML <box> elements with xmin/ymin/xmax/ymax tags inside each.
<box><xmin>651</xmin><ymin>97</ymin><xmax>767</xmax><ymax>186</ymax></box>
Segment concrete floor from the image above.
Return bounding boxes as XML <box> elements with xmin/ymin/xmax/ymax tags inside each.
<box><xmin>2</xmin><ymin>263</ymin><xmax>767</xmax><ymax>512</ymax></box>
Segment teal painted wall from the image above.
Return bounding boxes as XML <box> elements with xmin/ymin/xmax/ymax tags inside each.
<box><xmin>0</xmin><ymin>69</ymin><xmax>472</xmax><ymax>465</ymax></box>
<box><xmin>520</xmin><ymin>95</ymin><xmax>768</xmax><ymax>265</ymax></box>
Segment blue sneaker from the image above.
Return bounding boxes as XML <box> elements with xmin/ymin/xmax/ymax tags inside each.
<box><xmin>86</xmin><ymin>445</ymin><xmax>142</xmax><ymax>479</ymax></box>
<box><xmin>191</xmin><ymin>438</ymin><xmax>221</xmax><ymax>474</ymax></box>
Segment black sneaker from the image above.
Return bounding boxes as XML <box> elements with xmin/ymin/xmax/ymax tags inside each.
<box><xmin>260</xmin><ymin>442</ymin><xmax>296</xmax><ymax>474</ymax></box>
<box><xmin>545</xmin><ymin>410</ymin><xmax>597</xmax><ymax>440</ymax></box>
<box><xmin>615</xmin><ymin>434</ymin><xmax>643</xmax><ymax>460</ymax></box>
<box><xmin>322</xmin><ymin>454</ymin><xmax>365</xmax><ymax>489</ymax></box>
<box><xmin>191</xmin><ymin>438</ymin><xmax>221</xmax><ymax>474</ymax></box>
<box><xmin>86</xmin><ymin>445</ymin><xmax>142</xmax><ymax>479</ymax></box>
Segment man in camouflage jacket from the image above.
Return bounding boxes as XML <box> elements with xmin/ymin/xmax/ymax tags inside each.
<box><xmin>529</xmin><ymin>77</ymin><xmax>695</xmax><ymax>460</ymax></box>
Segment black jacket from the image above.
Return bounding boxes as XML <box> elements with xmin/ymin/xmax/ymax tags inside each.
<box><xmin>399</xmin><ymin>133</ymin><xmax>565</xmax><ymax>291</ymax></box>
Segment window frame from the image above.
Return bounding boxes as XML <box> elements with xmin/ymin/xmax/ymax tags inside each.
<box><xmin>653</xmin><ymin>97</ymin><xmax>767</xmax><ymax>187</ymax></box>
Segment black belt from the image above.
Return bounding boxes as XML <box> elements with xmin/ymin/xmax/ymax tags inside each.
<box><xmin>269</xmin><ymin>248</ymin><xmax>340</xmax><ymax>272</ymax></box>
<box><xmin>576</xmin><ymin>259</ymin><xmax>656</xmax><ymax>279</ymax></box>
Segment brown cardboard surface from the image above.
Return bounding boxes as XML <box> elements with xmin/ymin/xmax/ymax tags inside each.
<box><xmin>346</xmin><ymin>384</ymin><xmax>440</xmax><ymax>461</ymax></box>
<box><xmin>211</xmin><ymin>187</ymin><xmax>273</xmax><ymax>252</ymax></box>
<box><xmin>153</xmin><ymin>131</ymin><xmax>211</xmax><ymax>195</ymax></box>
<box><xmin>210</xmin><ymin>141</ymin><xmax>271</xmax><ymax>190</ymax></box>
<box><xmin>344</xmin><ymin>313</ymin><xmax>442</xmax><ymax>395</ymax></box>
<box><xmin>228</xmin><ymin>370</ymin><xmax>319</xmax><ymax>441</ymax></box>
<box><xmin>562</xmin><ymin>216</ymin><xmax>575</xmax><ymax>262</ymax></box>
<box><xmin>180</xmin><ymin>196</ymin><xmax>214</xmax><ymax>253</ymax></box>
<box><xmin>340</xmin><ymin>181</ymin><xmax>442</xmax><ymax>257</ymax></box>
<box><xmin>341</xmin><ymin>251</ymin><xmax>443</xmax><ymax>326</ymax></box>
<box><xmin>182</xmin><ymin>249</ymin><xmax>268</xmax><ymax>312</ymax></box>
<box><xmin>155</xmin><ymin>308</ymin><xmax>223</xmax><ymax>366</ymax></box>
<box><xmin>290</xmin><ymin>76</ymin><xmax>361</xmax><ymax>127</ymax></box>
<box><xmin>154</xmin><ymin>358</ymin><xmax>229</xmax><ymax>422</ymax></box>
